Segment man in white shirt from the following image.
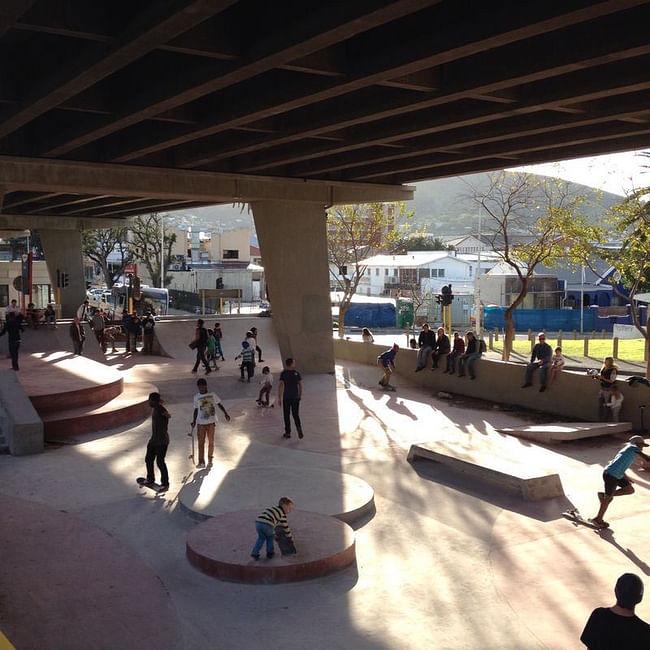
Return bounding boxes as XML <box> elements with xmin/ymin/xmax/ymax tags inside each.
<box><xmin>191</xmin><ymin>378</ymin><xmax>230</xmax><ymax>468</ymax></box>
<box><xmin>77</xmin><ymin>300</ymin><xmax>91</xmax><ymax>321</ymax></box>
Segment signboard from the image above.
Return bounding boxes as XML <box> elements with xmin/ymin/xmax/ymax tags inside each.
<box><xmin>124</xmin><ymin>263</ymin><xmax>137</xmax><ymax>275</ymax></box>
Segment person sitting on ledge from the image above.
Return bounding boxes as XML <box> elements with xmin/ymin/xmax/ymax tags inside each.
<box><xmin>431</xmin><ymin>327</ymin><xmax>450</xmax><ymax>370</ymax></box>
<box><xmin>457</xmin><ymin>331</ymin><xmax>481</xmax><ymax>379</ymax></box>
<box><xmin>581</xmin><ymin>573</ymin><xmax>650</xmax><ymax>648</ymax></box>
<box><xmin>445</xmin><ymin>331</ymin><xmax>465</xmax><ymax>374</ymax></box>
<box><xmin>415</xmin><ymin>323</ymin><xmax>435</xmax><ymax>372</ymax></box>
<box><xmin>361</xmin><ymin>327</ymin><xmax>374</xmax><ymax>343</ymax></box>
<box><xmin>251</xmin><ymin>497</ymin><xmax>295</xmax><ymax>560</ymax></box>
<box><xmin>522</xmin><ymin>332</ymin><xmax>553</xmax><ymax>392</ymax></box>
<box><xmin>593</xmin><ymin>356</ymin><xmax>618</xmax><ymax>420</ymax></box>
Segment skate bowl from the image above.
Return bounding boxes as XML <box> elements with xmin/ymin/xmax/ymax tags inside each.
<box><xmin>186</xmin><ymin>509</ymin><xmax>356</xmax><ymax>583</ymax></box>
<box><xmin>178</xmin><ymin>465</ymin><xmax>375</xmax><ymax>524</ymax></box>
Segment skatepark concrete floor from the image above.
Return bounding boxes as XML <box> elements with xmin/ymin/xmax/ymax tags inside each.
<box><xmin>1</xmin><ymin>317</ymin><xmax>650</xmax><ymax>649</ymax></box>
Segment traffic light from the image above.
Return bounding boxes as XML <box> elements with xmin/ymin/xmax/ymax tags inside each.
<box><xmin>441</xmin><ymin>284</ymin><xmax>454</xmax><ymax>305</ymax></box>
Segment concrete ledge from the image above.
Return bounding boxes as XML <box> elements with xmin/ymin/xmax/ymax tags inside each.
<box><xmin>334</xmin><ymin>339</ymin><xmax>648</xmax><ymax>429</ymax></box>
<box><xmin>0</xmin><ymin>370</ymin><xmax>43</xmax><ymax>455</ymax></box>
<box><xmin>186</xmin><ymin>509</ymin><xmax>356</xmax><ymax>584</ymax></box>
<box><xmin>497</xmin><ymin>421</ymin><xmax>633</xmax><ymax>444</ymax></box>
<box><xmin>408</xmin><ymin>442</ymin><xmax>565</xmax><ymax>501</ymax></box>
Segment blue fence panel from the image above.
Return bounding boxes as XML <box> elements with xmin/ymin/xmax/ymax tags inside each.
<box><xmin>344</xmin><ymin>303</ymin><xmax>396</xmax><ymax>328</ymax></box>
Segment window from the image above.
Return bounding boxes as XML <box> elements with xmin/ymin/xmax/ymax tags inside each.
<box><xmin>431</xmin><ymin>269</ymin><xmax>438</xmax><ymax>278</ymax></box>
<box><xmin>469</xmin><ymin>266</ymin><xmax>473</xmax><ymax>276</ymax></box>
<box><xmin>223</xmin><ymin>249</ymin><xmax>239</xmax><ymax>259</ymax></box>
<box><xmin>375</xmin><ymin>268</ymin><xmax>379</xmax><ymax>276</ymax></box>
<box><xmin>0</xmin><ymin>284</ymin><xmax>7</xmax><ymax>307</ymax></box>
<box><xmin>438</xmin><ymin>268</ymin><xmax>445</xmax><ymax>278</ymax></box>
<box><xmin>385</xmin><ymin>268</ymin><xmax>389</xmax><ymax>276</ymax></box>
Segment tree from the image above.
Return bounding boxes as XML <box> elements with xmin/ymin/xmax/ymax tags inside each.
<box><xmin>573</xmin><ymin>187</ymin><xmax>650</xmax><ymax>376</ymax></box>
<box><xmin>81</xmin><ymin>227</ymin><xmax>133</xmax><ymax>288</ymax></box>
<box><xmin>130</xmin><ymin>213</ymin><xmax>177</xmax><ymax>288</ymax></box>
<box><xmin>328</xmin><ymin>202</ymin><xmax>413</xmax><ymax>338</ymax></box>
<box><xmin>394</xmin><ymin>234</ymin><xmax>453</xmax><ymax>252</ymax></box>
<box><xmin>471</xmin><ymin>171</ymin><xmax>589</xmax><ymax>361</ymax></box>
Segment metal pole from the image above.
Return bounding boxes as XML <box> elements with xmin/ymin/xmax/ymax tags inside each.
<box><xmin>580</xmin><ymin>263</ymin><xmax>585</xmax><ymax>334</ymax></box>
<box><xmin>160</xmin><ymin>214</ymin><xmax>164</xmax><ymax>289</ymax></box>
<box><xmin>473</xmin><ymin>206</ymin><xmax>482</xmax><ymax>337</ymax></box>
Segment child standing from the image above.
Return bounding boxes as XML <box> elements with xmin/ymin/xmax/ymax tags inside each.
<box><xmin>257</xmin><ymin>366</ymin><xmax>273</xmax><ymax>406</ymax></box>
<box><xmin>606</xmin><ymin>387</ymin><xmax>624</xmax><ymax>422</ymax></box>
<box><xmin>251</xmin><ymin>497</ymin><xmax>295</xmax><ymax>560</ymax></box>
<box><xmin>207</xmin><ymin>329</ymin><xmax>218</xmax><ymax>370</ymax></box>
<box><xmin>549</xmin><ymin>346</ymin><xmax>566</xmax><ymax>382</ymax></box>
<box><xmin>213</xmin><ymin>322</ymin><xmax>225</xmax><ymax>361</ymax></box>
<box><xmin>235</xmin><ymin>340</ymin><xmax>255</xmax><ymax>382</ymax></box>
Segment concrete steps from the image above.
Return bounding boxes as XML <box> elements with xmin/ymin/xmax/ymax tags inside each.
<box><xmin>40</xmin><ymin>381</ymin><xmax>155</xmax><ymax>440</ymax></box>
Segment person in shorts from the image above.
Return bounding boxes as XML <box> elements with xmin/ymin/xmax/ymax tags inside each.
<box><xmin>590</xmin><ymin>435</ymin><xmax>650</xmax><ymax>527</ymax></box>
<box><xmin>377</xmin><ymin>343</ymin><xmax>399</xmax><ymax>387</ymax></box>
<box><xmin>191</xmin><ymin>378</ymin><xmax>230</xmax><ymax>468</ymax></box>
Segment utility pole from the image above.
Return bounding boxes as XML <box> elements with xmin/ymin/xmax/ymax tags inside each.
<box><xmin>473</xmin><ymin>206</ymin><xmax>482</xmax><ymax>337</ymax></box>
<box><xmin>160</xmin><ymin>214</ymin><xmax>164</xmax><ymax>289</ymax></box>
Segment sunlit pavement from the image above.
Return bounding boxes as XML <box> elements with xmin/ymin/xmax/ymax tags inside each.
<box><xmin>1</xmin><ymin>322</ymin><xmax>649</xmax><ymax>649</ymax></box>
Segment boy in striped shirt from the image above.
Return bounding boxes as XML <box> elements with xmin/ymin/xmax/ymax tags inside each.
<box><xmin>251</xmin><ymin>497</ymin><xmax>295</xmax><ymax>560</ymax></box>
<box><xmin>235</xmin><ymin>340</ymin><xmax>255</xmax><ymax>382</ymax></box>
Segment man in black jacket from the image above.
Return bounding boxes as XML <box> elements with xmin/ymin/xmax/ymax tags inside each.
<box><xmin>522</xmin><ymin>332</ymin><xmax>553</xmax><ymax>392</ymax></box>
<box><xmin>431</xmin><ymin>326</ymin><xmax>450</xmax><ymax>370</ymax></box>
<box><xmin>415</xmin><ymin>323</ymin><xmax>436</xmax><ymax>372</ymax></box>
<box><xmin>144</xmin><ymin>392</ymin><xmax>170</xmax><ymax>492</ymax></box>
<box><xmin>0</xmin><ymin>312</ymin><xmax>24</xmax><ymax>370</ymax></box>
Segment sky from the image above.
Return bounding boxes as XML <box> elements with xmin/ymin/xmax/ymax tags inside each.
<box><xmin>511</xmin><ymin>149</ymin><xmax>650</xmax><ymax>197</ymax></box>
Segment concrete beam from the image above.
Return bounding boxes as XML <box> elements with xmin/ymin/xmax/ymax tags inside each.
<box><xmin>0</xmin><ymin>156</ymin><xmax>414</xmax><ymax>205</ymax></box>
<box><xmin>0</xmin><ymin>213</ymin><xmax>129</xmax><ymax>230</ymax></box>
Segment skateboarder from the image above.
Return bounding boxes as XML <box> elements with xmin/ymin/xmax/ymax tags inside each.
<box><xmin>581</xmin><ymin>573</ymin><xmax>650</xmax><ymax>647</ymax></box>
<box><xmin>144</xmin><ymin>392</ymin><xmax>170</xmax><ymax>492</ymax></box>
<box><xmin>250</xmin><ymin>326</ymin><xmax>264</xmax><ymax>363</ymax></box>
<box><xmin>377</xmin><ymin>343</ymin><xmax>399</xmax><ymax>388</ymax></box>
<box><xmin>279</xmin><ymin>358</ymin><xmax>303</xmax><ymax>439</ymax></box>
<box><xmin>590</xmin><ymin>435</ymin><xmax>650</xmax><ymax>528</ymax></box>
<box><xmin>251</xmin><ymin>497</ymin><xmax>295</xmax><ymax>560</ymax></box>
<box><xmin>235</xmin><ymin>340</ymin><xmax>255</xmax><ymax>382</ymax></box>
<box><xmin>191</xmin><ymin>378</ymin><xmax>230</xmax><ymax>468</ymax></box>
<box><xmin>257</xmin><ymin>366</ymin><xmax>273</xmax><ymax>406</ymax></box>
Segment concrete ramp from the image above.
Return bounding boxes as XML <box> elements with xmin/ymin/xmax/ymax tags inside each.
<box><xmin>497</xmin><ymin>421</ymin><xmax>632</xmax><ymax>444</ymax></box>
<box><xmin>15</xmin><ymin>322</ymin><xmax>105</xmax><ymax>362</ymax></box>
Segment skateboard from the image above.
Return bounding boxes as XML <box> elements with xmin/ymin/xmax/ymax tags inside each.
<box><xmin>256</xmin><ymin>400</ymin><xmax>274</xmax><ymax>408</ymax></box>
<box><xmin>136</xmin><ymin>477</ymin><xmax>167</xmax><ymax>494</ymax></box>
<box><xmin>188</xmin><ymin>425</ymin><xmax>195</xmax><ymax>462</ymax></box>
<box><xmin>378</xmin><ymin>383</ymin><xmax>396</xmax><ymax>391</ymax></box>
<box><xmin>562</xmin><ymin>508</ymin><xmax>609</xmax><ymax>530</ymax></box>
<box><xmin>275</xmin><ymin>526</ymin><xmax>297</xmax><ymax>555</ymax></box>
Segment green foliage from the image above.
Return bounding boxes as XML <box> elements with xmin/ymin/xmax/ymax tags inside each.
<box><xmin>327</xmin><ymin>201</ymin><xmax>414</xmax><ymax>336</ymax></box>
<box><xmin>393</xmin><ymin>234</ymin><xmax>452</xmax><ymax>252</ymax></box>
<box><xmin>82</xmin><ymin>227</ymin><xmax>133</xmax><ymax>288</ymax></box>
<box><xmin>130</xmin><ymin>213</ymin><xmax>177</xmax><ymax>288</ymax></box>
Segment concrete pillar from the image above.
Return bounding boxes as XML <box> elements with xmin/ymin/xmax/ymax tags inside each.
<box><xmin>40</xmin><ymin>229</ymin><xmax>85</xmax><ymax>318</ymax></box>
<box><xmin>251</xmin><ymin>200</ymin><xmax>333</xmax><ymax>374</ymax></box>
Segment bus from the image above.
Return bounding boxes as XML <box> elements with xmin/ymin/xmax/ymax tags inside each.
<box><xmin>110</xmin><ymin>285</ymin><xmax>169</xmax><ymax>317</ymax></box>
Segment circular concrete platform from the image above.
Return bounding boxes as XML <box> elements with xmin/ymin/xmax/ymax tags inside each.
<box><xmin>179</xmin><ymin>465</ymin><xmax>374</xmax><ymax>524</ymax></box>
<box><xmin>186</xmin><ymin>509</ymin><xmax>356</xmax><ymax>583</ymax></box>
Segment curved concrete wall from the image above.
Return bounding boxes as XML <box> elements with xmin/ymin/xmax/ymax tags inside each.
<box><xmin>334</xmin><ymin>339</ymin><xmax>647</xmax><ymax>430</ymax></box>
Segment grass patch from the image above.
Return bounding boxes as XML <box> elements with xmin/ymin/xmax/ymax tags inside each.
<box><xmin>492</xmin><ymin>337</ymin><xmax>647</xmax><ymax>362</ymax></box>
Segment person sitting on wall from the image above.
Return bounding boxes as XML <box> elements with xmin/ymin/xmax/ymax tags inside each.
<box><xmin>415</xmin><ymin>323</ymin><xmax>436</xmax><ymax>372</ymax></box>
<box><xmin>522</xmin><ymin>332</ymin><xmax>553</xmax><ymax>392</ymax></box>
<box><xmin>43</xmin><ymin>303</ymin><xmax>56</xmax><ymax>328</ymax></box>
<box><xmin>361</xmin><ymin>327</ymin><xmax>374</xmax><ymax>343</ymax></box>
<box><xmin>457</xmin><ymin>331</ymin><xmax>482</xmax><ymax>380</ymax></box>
<box><xmin>431</xmin><ymin>327</ymin><xmax>450</xmax><ymax>370</ymax></box>
<box><xmin>444</xmin><ymin>331</ymin><xmax>465</xmax><ymax>374</ymax></box>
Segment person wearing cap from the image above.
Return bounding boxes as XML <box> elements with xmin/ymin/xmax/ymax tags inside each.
<box><xmin>377</xmin><ymin>343</ymin><xmax>399</xmax><ymax>388</ymax></box>
<box><xmin>589</xmin><ymin>435</ymin><xmax>650</xmax><ymax>528</ymax></box>
<box><xmin>522</xmin><ymin>332</ymin><xmax>553</xmax><ymax>392</ymax></box>
<box><xmin>144</xmin><ymin>392</ymin><xmax>170</xmax><ymax>492</ymax></box>
<box><xmin>580</xmin><ymin>573</ymin><xmax>650</xmax><ymax>648</ymax></box>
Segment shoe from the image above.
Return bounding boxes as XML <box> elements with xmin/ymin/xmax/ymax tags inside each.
<box><xmin>251</xmin><ymin>554</ymin><xmax>260</xmax><ymax>560</ymax></box>
<box><xmin>266</xmin><ymin>552</ymin><xmax>275</xmax><ymax>559</ymax></box>
<box><xmin>205</xmin><ymin>368</ymin><xmax>211</xmax><ymax>374</ymax></box>
<box><xmin>298</xmin><ymin>431</ymin><xmax>304</xmax><ymax>439</ymax></box>
<box><xmin>457</xmin><ymin>374</ymin><xmax>465</xmax><ymax>378</ymax></box>
<box><xmin>470</xmin><ymin>376</ymin><xmax>476</xmax><ymax>380</ymax></box>
<box><xmin>207</xmin><ymin>459</ymin><xmax>213</xmax><ymax>468</ymax></box>
<box><xmin>197</xmin><ymin>462</ymin><xmax>205</xmax><ymax>468</ymax></box>
<box><xmin>256</xmin><ymin>399</ymin><xmax>262</xmax><ymax>405</ymax></box>
<box><xmin>158</xmin><ymin>484</ymin><xmax>169</xmax><ymax>493</ymax></box>
<box><xmin>521</xmin><ymin>383</ymin><xmax>532</xmax><ymax>388</ymax></box>
<box><xmin>588</xmin><ymin>517</ymin><xmax>607</xmax><ymax>528</ymax></box>
<box><xmin>283</xmin><ymin>433</ymin><xmax>291</xmax><ymax>439</ymax></box>
<box><xmin>415</xmin><ymin>367</ymin><xmax>422</xmax><ymax>372</ymax></box>
<box><xmin>539</xmin><ymin>386</ymin><xmax>546</xmax><ymax>392</ymax></box>
<box><xmin>259</xmin><ymin>359</ymin><xmax>265</xmax><ymax>362</ymax></box>
<box><xmin>191</xmin><ymin>369</ymin><xmax>197</xmax><ymax>373</ymax></box>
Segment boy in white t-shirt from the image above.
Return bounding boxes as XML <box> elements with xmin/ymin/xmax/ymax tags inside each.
<box><xmin>256</xmin><ymin>366</ymin><xmax>273</xmax><ymax>407</ymax></box>
<box><xmin>190</xmin><ymin>378</ymin><xmax>230</xmax><ymax>468</ymax></box>
<box><xmin>606</xmin><ymin>387</ymin><xmax>624</xmax><ymax>422</ymax></box>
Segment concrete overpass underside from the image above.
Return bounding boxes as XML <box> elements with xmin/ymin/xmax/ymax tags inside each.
<box><xmin>2</xmin><ymin>0</ymin><xmax>650</xmax><ymax>369</ymax></box>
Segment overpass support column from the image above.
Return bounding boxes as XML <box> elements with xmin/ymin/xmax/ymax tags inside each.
<box><xmin>40</xmin><ymin>229</ymin><xmax>86</xmax><ymax>318</ymax></box>
<box><xmin>251</xmin><ymin>200</ymin><xmax>333</xmax><ymax>374</ymax></box>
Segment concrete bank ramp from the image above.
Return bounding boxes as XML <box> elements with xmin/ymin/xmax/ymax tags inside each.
<box><xmin>497</xmin><ymin>421</ymin><xmax>632</xmax><ymax>444</ymax></box>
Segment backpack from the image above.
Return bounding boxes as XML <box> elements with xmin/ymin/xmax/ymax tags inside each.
<box><xmin>479</xmin><ymin>338</ymin><xmax>487</xmax><ymax>353</ymax></box>
<box><xmin>199</xmin><ymin>327</ymin><xmax>208</xmax><ymax>345</ymax></box>
<box><xmin>143</xmin><ymin>318</ymin><xmax>154</xmax><ymax>332</ymax></box>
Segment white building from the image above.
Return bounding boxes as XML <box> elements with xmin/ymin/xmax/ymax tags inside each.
<box><xmin>357</xmin><ymin>251</ymin><xmax>474</xmax><ymax>297</ymax></box>
<box><xmin>442</xmin><ymin>234</ymin><xmax>490</xmax><ymax>254</ymax></box>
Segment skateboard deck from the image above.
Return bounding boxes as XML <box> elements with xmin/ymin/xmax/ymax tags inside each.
<box><xmin>378</xmin><ymin>384</ymin><xmax>396</xmax><ymax>391</ymax></box>
<box><xmin>275</xmin><ymin>527</ymin><xmax>297</xmax><ymax>555</ymax></box>
<box><xmin>562</xmin><ymin>508</ymin><xmax>609</xmax><ymax>530</ymax></box>
<box><xmin>188</xmin><ymin>427</ymin><xmax>195</xmax><ymax>462</ymax></box>
<box><xmin>257</xmin><ymin>400</ymin><xmax>274</xmax><ymax>408</ymax></box>
<box><xmin>136</xmin><ymin>477</ymin><xmax>167</xmax><ymax>494</ymax></box>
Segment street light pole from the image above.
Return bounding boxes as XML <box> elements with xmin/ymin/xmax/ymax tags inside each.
<box><xmin>160</xmin><ymin>214</ymin><xmax>164</xmax><ymax>289</ymax></box>
<box><xmin>580</xmin><ymin>263</ymin><xmax>585</xmax><ymax>334</ymax></box>
<box><xmin>473</xmin><ymin>206</ymin><xmax>482</xmax><ymax>337</ymax></box>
